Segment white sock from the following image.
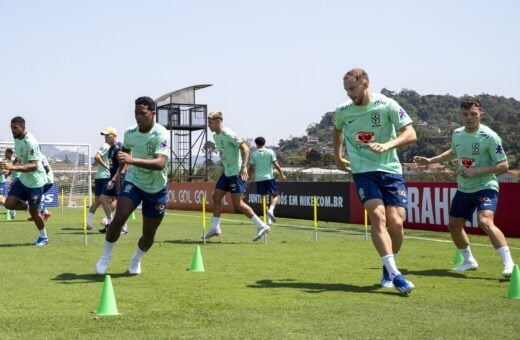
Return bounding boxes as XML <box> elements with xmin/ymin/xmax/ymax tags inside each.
<box><xmin>497</xmin><ymin>246</ymin><xmax>514</xmax><ymax>265</ymax></box>
<box><xmin>103</xmin><ymin>240</ymin><xmax>116</xmax><ymax>258</ymax></box>
<box><xmin>212</xmin><ymin>217</ymin><xmax>221</xmax><ymax>229</ymax></box>
<box><xmin>132</xmin><ymin>247</ymin><xmax>146</xmax><ymax>262</ymax></box>
<box><xmin>87</xmin><ymin>212</ymin><xmax>94</xmax><ymax>225</ymax></box>
<box><xmin>460</xmin><ymin>246</ymin><xmax>476</xmax><ymax>263</ymax></box>
<box><xmin>268</xmin><ymin>206</ymin><xmax>274</xmax><ymax>214</ymax></box>
<box><xmin>39</xmin><ymin>228</ymin><xmax>47</xmax><ymax>238</ymax></box>
<box><xmin>382</xmin><ymin>254</ymin><xmax>401</xmax><ymax>280</ymax></box>
<box><xmin>251</xmin><ymin>215</ymin><xmax>264</xmax><ymax>228</ymax></box>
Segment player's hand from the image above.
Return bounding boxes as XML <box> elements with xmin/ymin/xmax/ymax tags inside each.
<box><xmin>367</xmin><ymin>142</ymin><xmax>389</xmax><ymax>154</ymax></box>
<box><xmin>413</xmin><ymin>156</ymin><xmax>431</xmax><ymax>165</ymax></box>
<box><xmin>335</xmin><ymin>157</ymin><xmax>351</xmax><ymax>173</ymax></box>
<box><xmin>240</xmin><ymin>167</ymin><xmax>249</xmax><ymax>182</ymax></box>
<box><xmin>117</xmin><ymin>152</ymin><xmax>133</xmax><ymax>165</ymax></box>
<box><xmin>458</xmin><ymin>168</ymin><xmax>478</xmax><ymax>179</ymax></box>
<box><xmin>106</xmin><ymin>180</ymin><xmax>115</xmax><ymax>190</ymax></box>
<box><xmin>0</xmin><ymin>161</ymin><xmax>11</xmax><ymax>170</ymax></box>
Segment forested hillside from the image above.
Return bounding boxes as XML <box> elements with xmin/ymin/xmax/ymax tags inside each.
<box><xmin>276</xmin><ymin>90</ymin><xmax>520</xmax><ymax>169</ymax></box>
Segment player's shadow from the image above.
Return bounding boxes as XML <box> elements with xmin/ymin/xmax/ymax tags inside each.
<box><xmin>398</xmin><ymin>268</ymin><xmax>498</xmax><ymax>282</ymax></box>
<box><xmin>247</xmin><ymin>278</ymin><xmax>401</xmax><ymax>296</ymax></box>
<box><xmin>0</xmin><ymin>242</ymin><xmax>33</xmax><ymax>248</ymax></box>
<box><xmin>52</xmin><ymin>272</ymin><xmax>134</xmax><ymax>284</ymax></box>
<box><xmin>160</xmin><ymin>239</ymin><xmax>245</xmax><ymax>245</ymax></box>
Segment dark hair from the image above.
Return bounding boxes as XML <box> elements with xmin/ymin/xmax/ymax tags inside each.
<box><xmin>254</xmin><ymin>136</ymin><xmax>266</xmax><ymax>147</ymax></box>
<box><xmin>11</xmin><ymin>116</ymin><xmax>25</xmax><ymax>126</ymax></box>
<box><xmin>461</xmin><ymin>98</ymin><xmax>481</xmax><ymax>110</ymax></box>
<box><xmin>344</xmin><ymin>68</ymin><xmax>369</xmax><ymax>83</ymax></box>
<box><xmin>135</xmin><ymin>96</ymin><xmax>156</xmax><ymax>111</ymax></box>
<box><xmin>5</xmin><ymin>148</ymin><xmax>13</xmax><ymax>154</ymax></box>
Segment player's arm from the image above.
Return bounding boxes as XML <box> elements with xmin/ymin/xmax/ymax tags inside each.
<box><xmin>117</xmin><ymin>148</ymin><xmax>167</xmax><ymax>170</ymax></box>
<box><xmin>0</xmin><ymin>159</ymin><xmax>38</xmax><ymax>172</ymax></box>
<box><xmin>414</xmin><ymin>149</ymin><xmax>456</xmax><ymax>166</ymax></box>
<box><xmin>272</xmin><ymin>160</ymin><xmax>286</xmax><ymax>180</ymax></box>
<box><xmin>95</xmin><ymin>152</ymin><xmax>109</xmax><ymax>169</ymax></box>
<box><xmin>333</xmin><ymin>127</ymin><xmax>351</xmax><ymax>172</ymax></box>
<box><xmin>369</xmin><ymin>124</ymin><xmax>417</xmax><ymax>153</ymax></box>
<box><xmin>239</xmin><ymin>143</ymin><xmax>249</xmax><ymax>182</ymax></box>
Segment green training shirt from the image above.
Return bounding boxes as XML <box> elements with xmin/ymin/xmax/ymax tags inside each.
<box><xmin>123</xmin><ymin>123</ymin><xmax>170</xmax><ymax>193</ymax></box>
<box><xmin>249</xmin><ymin>147</ymin><xmax>276</xmax><ymax>181</ymax></box>
<box><xmin>334</xmin><ymin>92</ymin><xmax>413</xmax><ymax>174</ymax></box>
<box><xmin>451</xmin><ymin>124</ymin><xmax>507</xmax><ymax>193</ymax></box>
<box><xmin>14</xmin><ymin>131</ymin><xmax>46</xmax><ymax>188</ymax></box>
<box><xmin>213</xmin><ymin>127</ymin><xmax>244</xmax><ymax>177</ymax></box>
<box><xmin>95</xmin><ymin>143</ymin><xmax>111</xmax><ymax>179</ymax></box>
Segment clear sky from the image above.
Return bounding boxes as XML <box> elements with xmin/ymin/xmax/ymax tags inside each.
<box><xmin>1</xmin><ymin>0</ymin><xmax>518</xmax><ymax>150</ymax></box>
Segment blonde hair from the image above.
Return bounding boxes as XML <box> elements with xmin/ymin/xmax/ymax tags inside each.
<box><xmin>208</xmin><ymin>111</ymin><xmax>223</xmax><ymax>120</ymax></box>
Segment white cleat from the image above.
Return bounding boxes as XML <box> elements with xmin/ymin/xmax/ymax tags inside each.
<box><xmin>203</xmin><ymin>228</ymin><xmax>222</xmax><ymax>240</ymax></box>
<box><xmin>452</xmin><ymin>261</ymin><xmax>478</xmax><ymax>272</ymax></box>
<box><xmin>252</xmin><ymin>225</ymin><xmax>270</xmax><ymax>242</ymax></box>
<box><xmin>502</xmin><ymin>263</ymin><xmax>515</xmax><ymax>278</ymax></box>
<box><xmin>129</xmin><ymin>258</ymin><xmax>141</xmax><ymax>275</ymax></box>
<box><xmin>96</xmin><ymin>256</ymin><xmax>111</xmax><ymax>275</ymax></box>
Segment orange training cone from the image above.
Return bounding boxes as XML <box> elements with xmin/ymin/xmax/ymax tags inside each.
<box><xmin>96</xmin><ymin>275</ymin><xmax>120</xmax><ymax>315</ymax></box>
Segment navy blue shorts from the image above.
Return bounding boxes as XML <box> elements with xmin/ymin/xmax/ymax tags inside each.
<box><xmin>43</xmin><ymin>183</ymin><xmax>53</xmax><ymax>194</ymax></box>
<box><xmin>256</xmin><ymin>179</ymin><xmax>278</xmax><ymax>196</ymax></box>
<box><xmin>8</xmin><ymin>179</ymin><xmax>43</xmax><ymax>206</ymax></box>
<box><xmin>352</xmin><ymin>171</ymin><xmax>408</xmax><ymax>208</ymax></box>
<box><xmin>215</xmin><ymin>174</ymin><xmax>246</xmax><ymax>194</ymax></box>
<box><xmin>0</xmin><ymin>183</ymin><xmax>7</xmax><ymax>196</ymax></box>
<box><xmin>450</xmin><ymin>189</ymin><xmax>498</xmax><ymax>221</ymax></box>
<box><xmin>119</xmin><ymin>181</ymin><xmax>168</xmax><ymax>218</ymax></box>
<box><xmin>94</xmin><ymin>178</ymin><xmax>110</xmax><ymax>196</ymax></box>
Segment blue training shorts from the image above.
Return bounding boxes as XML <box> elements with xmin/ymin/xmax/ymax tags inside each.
<box><xmin>450</xmin><ymin>189</ymin><xmax>498</xmax><ymax>222</ymax></box>
<box><xmin>94</xmin><ymin>178</ymin><xmax>110</xmax><ymax>196</ymax></box>
<box><xmin>0</xmin><ymin>183</ymin><xmax>7</xmax><ymax>196</ymax></box>
<box><xmin>256</xmin><ymin>179</ymin><xmax>278</xmax><ymax>196</ymax></box>
<box><xmin>119</xmin><ymin>181</ymin><xmax>168</xmax><ymax>218</ymax></box>
<box><xmin>352</xmin><ymin>171</ymin><xmax>408</xmax><ymax>208</ymax></box>
<box><xmin>8</xmin><ymin>179</ymin><xmax>44</xmax><ymax>206</ymax></box>
<box><xmin>215</xmin><ymin>174</ymin><xmax>246</xmax><ymax>194</ymax></box>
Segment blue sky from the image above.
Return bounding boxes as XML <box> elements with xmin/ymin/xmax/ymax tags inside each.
<box><xmin>1</xmin><ymin>0</ymin><xmax>518</xmax><ymax>149</ymax></box>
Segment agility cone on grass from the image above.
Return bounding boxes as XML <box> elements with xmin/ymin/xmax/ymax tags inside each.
<box><xmin>453</xmin><ymin>249</ymin><xmax>464</xmax><ymax>265</ymax></box>
<box><xmin>96</xmin><ymin>275</ymin><xmax>120</xmax><ymax>316</ymax></box>
<box><xmin>190</xmin><ymin>245</ymin><xmax>205</xmax><ymax>272</ymax></box>
<box><xmin>507</xmin><ymin>265</ymin><xmax>520</xmax><ymax>299</ymax></box>
<box><xmin>130</xmin><ymin>211</ymin><xmax>136</xmax><ymax>220</ymax></box>
<box><xmin>4</xmin><ymin>211</ymin><xmax>11</xmax><ymax>221</ymax></box>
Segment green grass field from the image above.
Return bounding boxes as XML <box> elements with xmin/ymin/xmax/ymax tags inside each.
<box><xmin>1</xmin><ymin>208</ymin><xmax>519</xmax><ymax>339</ymax></box>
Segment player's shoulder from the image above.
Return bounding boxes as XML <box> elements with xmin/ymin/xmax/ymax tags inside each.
<box><xmin>478</xmin><ymin>125</ymin><xmax>500</xmax><ymax>139</ymax></box>
<box><xmin>336</xmin><ymin>99</ymin><xmax>354</xmax><ymax>112</ymax></box>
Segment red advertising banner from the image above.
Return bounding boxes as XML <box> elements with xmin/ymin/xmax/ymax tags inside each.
<box><xmin>167</xmin><ymin>182</ymin><xmax>234</xmax><ymax>213</ymax></box>
<box><xmin>349</xmin><ymin>182</ymin><xmax>519</xmax><ymax>237</ymax></box>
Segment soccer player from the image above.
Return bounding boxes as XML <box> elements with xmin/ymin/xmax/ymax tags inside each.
<box><xmin>203</xmin><ymin>111</ymin><xmax>270</xmax><ymax>242</ymax></box>
<box><xmin>97</xmin><ymin>127</ymin><xmax>128</xmax><ymax>234</ymax></box>
<box><xmin>0</xmin><ymin>148</ymin><xmax>19</xmax><ymax>219</ymax></box>
<box><xmin>28</xmin><ymin>151</ymin><xmax>53</xmax><ymax>221</ymax></box>
<box><xmin>86</xmin><ymin>129</ymin><xmax>113</xmax><ymax>230</ymax></box>
<box><xmin>95</xmin><ymin>96</ymin><xmax>169</xmax><ymax>275</ymax></box>
<box><xmin>0</xmin><ymin>116</ymin><xmax>49</xmax><ymax>246</ymax></box>
<box><xmin>333</xmin><ymin>68</ymin><xmax>417</xmax><ymax>294</ymax></box>
<box><xmin>414</xmin><ymin>98</ymin><xmax>515</xmax><ymax>278</ymax></box>
<box><xmin>248</xmin><ymin>136</ymin><xmax>287</xmax><ymax>224</ymax></box>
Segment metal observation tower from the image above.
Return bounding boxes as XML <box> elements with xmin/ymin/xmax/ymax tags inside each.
<box><xmin>155</xmin><ymin>84</ymin><xmax>212</xmax><ymax>182</ymax></box>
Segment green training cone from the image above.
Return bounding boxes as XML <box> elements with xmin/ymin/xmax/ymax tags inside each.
<box><xmin>453</xmin><ymin>249</ymin><xmax>464</xmax><ymax>265</ymax></box>
<box><xmin>507</xmin><ymin>265</ymin><xmax>520</xmax><ymax>299</ymax></box>
<box><xmin>96</xmin><ymin>275</ymin><xmax>120</xmax><ymax>316</ymax></box>
<box><xmin>5</xmin><ymin>210</ymin><xmax>11</xmax><ymax>221</ymax></box>
<box><xmin>190</xmin><ymin>245</ymin><xmax>205</xmax><ymax>272</ymax></box>
<box><xmin>130</xmin><ymin>211</ymin><xmax>136</xmax><ymax>220</ymax></box>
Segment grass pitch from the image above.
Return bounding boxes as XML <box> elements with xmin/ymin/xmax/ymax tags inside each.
<box><xmin>1</xmin><ymin>208</ymin><xmax>519</xmax><ymax>339</ymax></box>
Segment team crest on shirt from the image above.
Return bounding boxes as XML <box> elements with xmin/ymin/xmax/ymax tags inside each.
<box><xmin>371</xmin><ymin>112</ymin><xmax>381</xmax><ymax>126</ymax></box>
<box><xmin>460</xmin><ymin>157</ymin><xmax>475</xmax><ymax>168</ymax></box>
<box><xmin>147</xmin><ymin>142</ymin><xmax>154</xmax><ymax>155</ymax></box>
<box><xmin>471</xmin><ymin>142</ymin><xmax>480</xmax><ymax>154</ymax></box>
<box><xmin>355</xmin><ymin>131</ymin><xmax>375</xmax><ymax>144</ymax></box>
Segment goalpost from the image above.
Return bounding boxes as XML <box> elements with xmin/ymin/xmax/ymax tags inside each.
<box><xmin>0</xmin><ymin>141</ymin><xmax>92</xmax><ymax>209</ymax></box>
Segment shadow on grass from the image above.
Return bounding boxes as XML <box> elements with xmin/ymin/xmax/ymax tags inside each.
<box><xmin>0</xmin><ymin>242</ymin><xmax>33</xmax><ymax>247</ymax></box>
<box><xmin>52</xmin><ymin>272</ymin><xmax>135</xmax><ymax>284</ymax></box>
<box><xmin>159</xmin><ymin>239</ymin><xmax>245</xmax><ymax>245</ymax></box>
<box><xmin>399</xmin><ymin>268</ymin><xmax>498</xmax><ymax>281</ymax></box>
<box><xmin>247</xmin><ymin>278</ymin><xmax>400</xmax><ymax>296</ymax></box>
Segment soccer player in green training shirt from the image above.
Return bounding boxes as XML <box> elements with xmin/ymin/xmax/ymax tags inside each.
<box><xmin>414</xmin><ymin>98</ymin><xmax>515</xmax><ymax>278</ymax></box>
<box><xmin>248</xmin><ymin>136</ymin><xmax>287</xmax><ymax>224</ymax></box>
<box><xmin>0</xmin><ymin>116</ymin><xmax>49</xmax><ymax>246</ymax></box>
<box><xmin>333</xmin><ymin>68</ymin><xmax>417</xmax><ymax>295</ymax></box>
<box><xmin>203</xmin><ymin>111</ymin><xmax>270</xmax><ymax>242</ymax></box>
<box><xmin>96</xmin><ymin>96</ymin><xmax>170</xmax><ymax>275</ymax></box>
